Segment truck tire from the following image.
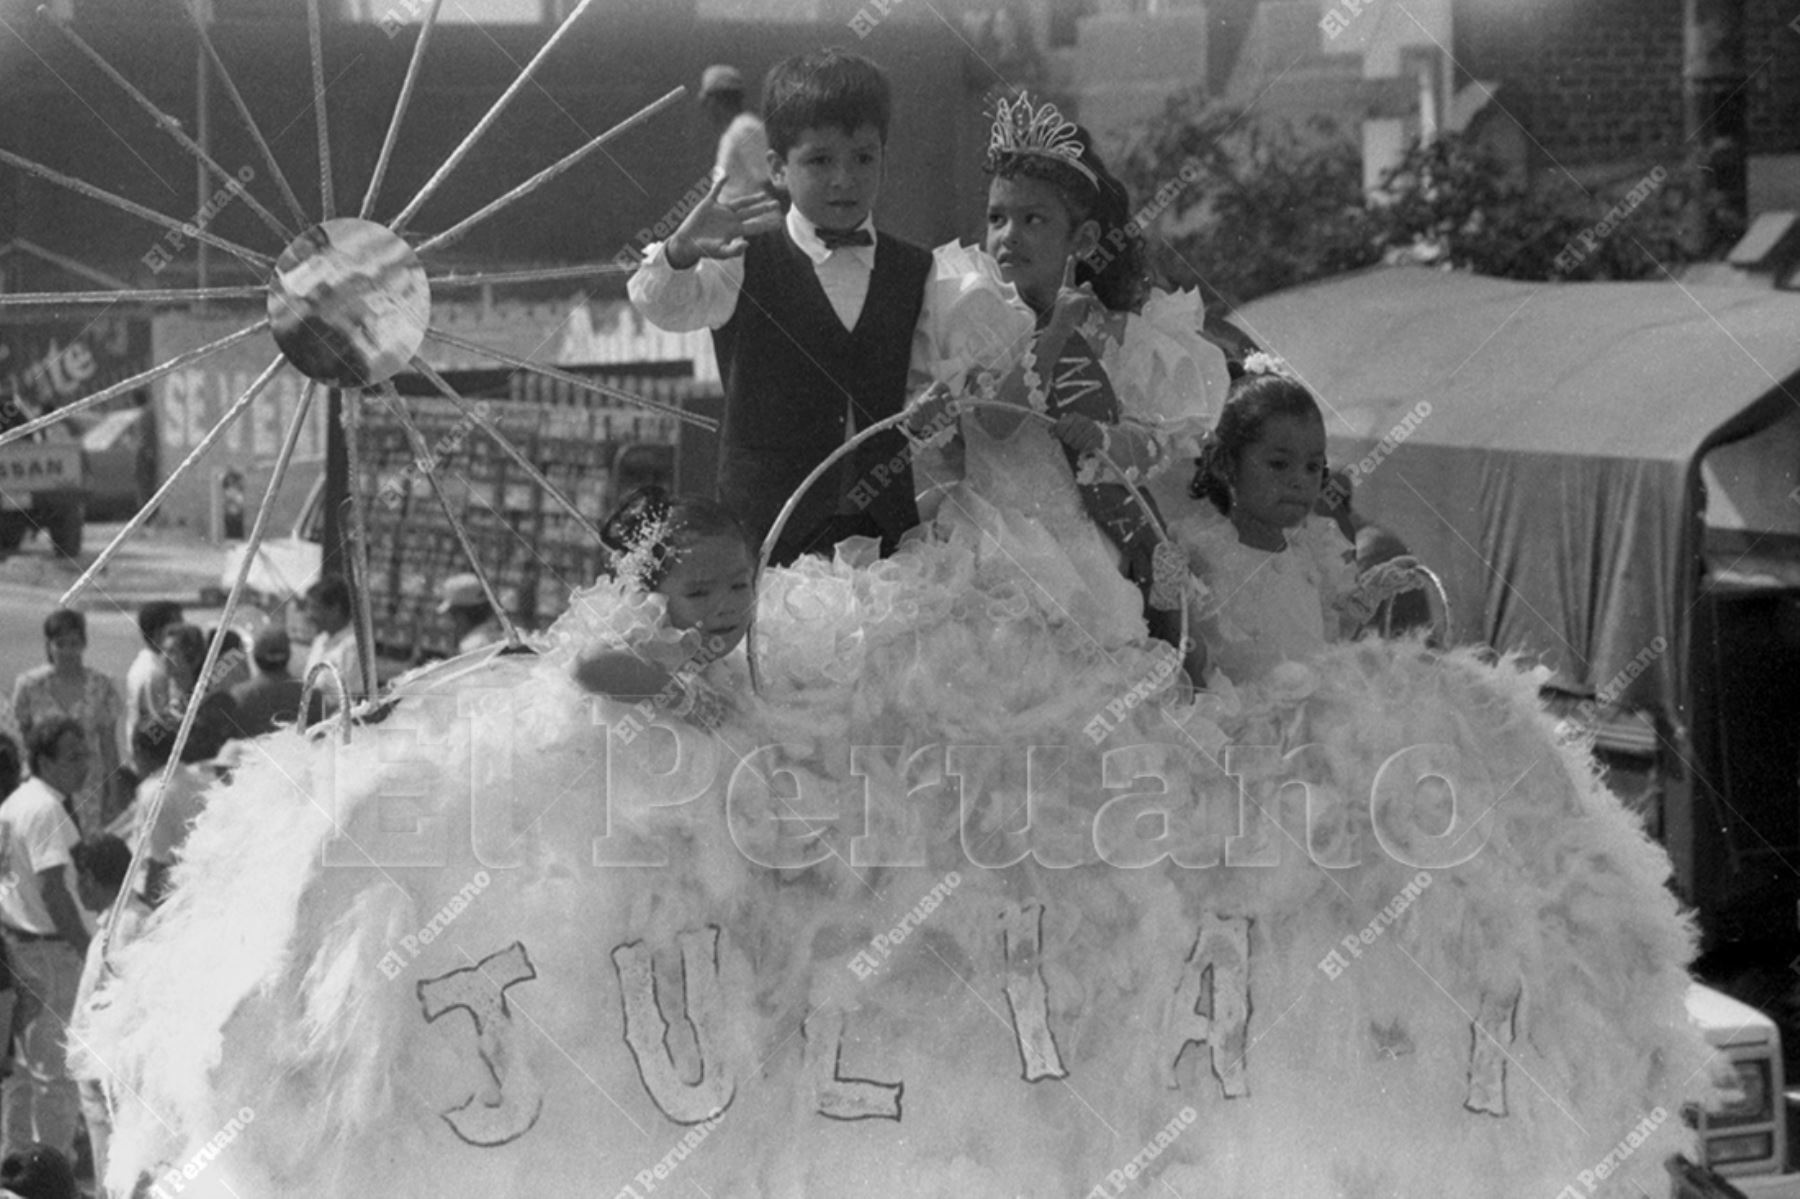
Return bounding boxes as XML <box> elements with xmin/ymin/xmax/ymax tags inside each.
<box><xmin>0</xmin><ymin>513</ymin><xmax>26</xmax><ymax>555</ymax></box>
<box><xmin>46</xmin><ymin>501</ymin><xmax>84</xmax><ymax>559</ymax></box>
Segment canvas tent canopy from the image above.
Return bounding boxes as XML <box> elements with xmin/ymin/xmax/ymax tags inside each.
<box><xmin>1234</xmin><ymin>267</ymin><xmax>1800</xmax><ymax>735</ymax></box>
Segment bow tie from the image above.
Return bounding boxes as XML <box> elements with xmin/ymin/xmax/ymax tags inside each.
<box><xmin>816</xmin><ymin>225</ymin><xmax>873</xmax><ymax>250</ymax></box>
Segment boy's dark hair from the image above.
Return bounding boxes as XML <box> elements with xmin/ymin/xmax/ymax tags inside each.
<box><xmin>72</xmin><ymin>834</ymin><xmax>132</xmax><ymax>892</ymax></box>
<box><xmin>25</xmin><ymin>716</ymin><xmax>83</xmax><ymax>776</ymax></box>
<box><xmin>0</xmin><ymin>1143</ymin><xmax>76</xmax><ymax>1199</ymax></box>
<box><xmin>599</xmin><ymin>486</ymin><xmax>752</xmax><ymax>592</ymax></box>
<box><xmin>136</xmin><ymin>600</ymin><xmax>184</xmax><ymax>648</ymax></box>
<box><xmin>306</xmin><ymin>574</ymin><xmax>353</xmax><ymax>617</ymax></box>
<box><xmin>41</xmin><ymin>607</ymin><xmax>85</xmax><ymax>644</ymax></box>
<box><xmin>1189</xmin><ymin>372</ymin><xmax>1324</xmax><ymax>516</ymax></box>
<box><xmin>988</xmin><ymin>121</ymin><xmax>1148</xmax><ymax>313</ymax></box>
<box><xmin>762</xmin><ymin>48</ymin><xmax>892</xmax><ymax>159</ymax></box>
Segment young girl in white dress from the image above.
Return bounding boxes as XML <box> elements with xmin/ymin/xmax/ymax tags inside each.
<box><xmin>910</xmin><ymin>95</ymin><xmax>1229</xmax><ymax>661</ymax></box>
<box><xmin>568</xmin><ymin>486</ymin><xmax>756</xmax><ymax>730</ymax></box>
<box><xmin>1172</xmin><ymin>355</ymin><xmax>1361</xmax><ymax>686</ymax></box>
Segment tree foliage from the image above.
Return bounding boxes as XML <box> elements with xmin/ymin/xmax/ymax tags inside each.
<box><xmin>1117</xmin><ymin>88</ymin><xmax>1710</xmax><ymax>311</ymax></box>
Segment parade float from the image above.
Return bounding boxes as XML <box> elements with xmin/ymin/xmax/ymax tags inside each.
<box><xmin>0</xmin><ymin>3</ymin><xmax>1729</xmax><ymax>1195</ymax></box>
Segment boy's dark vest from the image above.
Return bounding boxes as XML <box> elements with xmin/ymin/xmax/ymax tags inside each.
<box><xmin>712</xmin><ymin>227</ymin><xmax>930</xmax><ymax>555</ymax></box>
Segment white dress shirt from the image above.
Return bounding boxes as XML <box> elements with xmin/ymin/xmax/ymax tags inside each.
<box><xmin>628</xmin><ymin>205</ymin><xmax>879</xmax><ymax>333</ymax></box>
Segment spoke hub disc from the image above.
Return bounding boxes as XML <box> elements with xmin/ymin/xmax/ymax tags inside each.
<box><xmin>268</xmin><ymin>218</ymin><xmax>431</xmax><ymax>387</ymax></box>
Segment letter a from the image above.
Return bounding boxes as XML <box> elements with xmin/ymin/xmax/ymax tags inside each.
<box><xmin>1001</xmin><ymin>902</ymin><xmax>1068</xmax><ymax>1081</ymax></box>
<box><xmin>612</xmin><ymin>926</ymin><xmax>736</xmax><ymax>1124</ymax></box>
<box><xmin>1165</xmin><ymin>913</ymin><xmax>1251</xmax><ymax>1097</ymax></box>
<box><xmin>416</xmin><ymin>941</ymin><xmax>545</xmax><ymax>1146</ymax></box>
<box><xmin>804</xmin><ymin>1007</ymin><xmax>902</xmax><ymax>1120</ymax></box>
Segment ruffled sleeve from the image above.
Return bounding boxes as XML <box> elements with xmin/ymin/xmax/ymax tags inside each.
<box><xmin>1167</xmin><ymin>507</ymin><xmax>1251</xmax><ymax>642</ymax></box>
<box><xmin>914</xmin><ymin>241</ymin><xmax>1037</xmax><ymax>396</ymax></box>
<box><xmin>1103</xmin><ymin>287</ymin><xmax>1231</xmax><ymax>460</ymax></box>
<box><xmin>1291</xmin><ymin>517</ymin><xmax>1359</xmax><ymax>635</ymax></box>
<box><xmin>541</xmin><ymin>576</ymin><xmax>694</xmax><ymax>669</ymax></box>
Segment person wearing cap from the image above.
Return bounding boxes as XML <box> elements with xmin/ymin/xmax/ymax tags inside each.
<box><xmin>700</xmin><ymin>63</ymin><xmax>770</xmax><ymax>203</ymax></box>
<box><xmin>438</xmin><ymin>574</ymin><xmax>504</xmax><ymax>656</ymax></box>
<box><xmin>226</xmin><ymin>626</ymin><xmax>306</xmax><ymax>741</ymax></box>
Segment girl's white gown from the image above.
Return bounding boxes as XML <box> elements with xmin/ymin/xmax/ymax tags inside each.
<box><xmin>912</xmin><ymin>242</ymin><xmax>1227</xmax><ymax>654</ymax></box>
<box><xmin>75</xmin><ymin>248</ymin><xmax>1717</xmax><ymax>1199</ymax></box>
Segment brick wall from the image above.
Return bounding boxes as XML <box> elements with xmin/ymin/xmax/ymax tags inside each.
<box><xmin>1456</xmin><ymin>0</ymin><xmax>1799</xmax><ymax>171</ymax></box>
<box><xmin>1747</xmin><ymin>0</ymin><xmax>1800</xmax><ymax>154</ymax></box>
<box><xmin>1455</xmin><ymin>0</ymin><xmax>1685</xmax><ymax>171</ymax></box>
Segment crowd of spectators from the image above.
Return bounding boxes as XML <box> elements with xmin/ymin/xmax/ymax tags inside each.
<box><xmin>0</xmin><ymin>569</ymin><xmax>503</xmax><ymax>1190</ymax></box>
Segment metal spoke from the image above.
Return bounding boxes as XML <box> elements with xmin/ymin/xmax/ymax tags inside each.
<box><xmin>41</xmin><ymin>5</ymin><xmax>295</xmax><ymax>245</ymax></box>
<box><xmin>415</xmin><ymin>86</ymin><xmax>684</xmax><ymax>255</ymax></box>
<box><xmin>0</xmin><ymin>318</ymin><xmax>271</xmax><ymax>451</ymax></box>
<box><xmin>361</xmin><ymin>0</ymin><xmax>445</xmax><ymax>221</ymax></box>
<box><xmin>408</xmin><ymin>356</ymin><xmax>603</xmax><ymax>546</ymax></box>
<box><xmin>376</xmin><ymin>380</ymin><xmax>525</xmax><ymax>648</ymax></box>
<box><xmin>103</xmin><ymin>378</ymin><xmax>319</xmax><ymax>954</ymax></box>
<box><xmin>307</xmin><ymin>0</ymin><xmax>335</xmax><ymax>219</ymax></box>
<box><xmin>62</xmin><ymin>354</ymin><xmax>287</xmax><ymax>604</ymax></box>
<box><xmin>0</xmin><ymin>285</ymin><xmax>266</xmax><ymax>308</ymax></box>
<box><xmin>177</xmin><ymin>0</ymin><xmax>311</xmax><ymax>229</ymax></box>
<box><xmin>390</xmin><ymin>0</ymin><xmax>599</xmax><ymax>233</ymax></box>
<box><xmin>422</xmin><ymin>327</ymin><xmax>717</xmax><ymax>431</ymax></box>
<box><xmin>0</xmin><ymin>148</ymin><xmax>274</xmax><ymax>270</ymax></box>
<box><xmin>429</xmin><ymin>263</ymin><xmax>634</xmax><ymax>287</ymax></box>
<box><xmin>341</xmin><ymin>390</ymin><xmax>380</xmax><ymax>701</ymax></box>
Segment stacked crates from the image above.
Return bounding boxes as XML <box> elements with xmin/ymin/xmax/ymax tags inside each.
<box><xmin>355</xmin><ymin>362</ymin><xmax>696</xmax><ymax>660</ymax></box>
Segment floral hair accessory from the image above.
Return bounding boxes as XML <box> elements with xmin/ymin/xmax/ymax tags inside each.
<box><xmin>987</xmin><ymin>92</ymin><xmax>1098</xmax><ymax>187</ymax></box>
<box><xmin>603</xmin><ymin>486</ymin><xmax>678</xmax><ymax>592</ymax></box>
<box><xmin>1241</xmin><ymin>350</ymin><xmax>1300</xmax><ymax>382</ymax></box>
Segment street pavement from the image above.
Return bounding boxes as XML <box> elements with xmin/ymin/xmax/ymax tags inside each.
<box><xmin>0</xmin><ymin>521</ymin><xmax>228</xmax><ymax>611</ymax></box>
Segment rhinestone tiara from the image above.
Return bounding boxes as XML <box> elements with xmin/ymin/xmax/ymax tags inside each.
<box><xmin>987</xmin><ymin>92</ymin><xmax>1098</xmax><ymax>187</ymax></box>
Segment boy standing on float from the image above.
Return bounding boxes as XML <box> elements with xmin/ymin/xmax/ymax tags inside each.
<box><xmin>629</xmin><ymin>49</ymin><xmax>936</xmax><ymax>564</ymax></box>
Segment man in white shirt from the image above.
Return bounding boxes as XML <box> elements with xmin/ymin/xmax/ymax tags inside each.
<box><xmin>0</xmin><ymin>716</ymin><xmax>92</xmax><ymax>1161</ymax></box>
<box><xmin>303</xmin><ymin>574</ymin><xmax>367</xmax><ymax>721</ymax></box>
<box><xmin>700</xmin><ymin>64</ymin><xmax>770</xmax><ymax>203</ymax></box>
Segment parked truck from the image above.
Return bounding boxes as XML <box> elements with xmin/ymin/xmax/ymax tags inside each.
<box><xmin>0</xmin><ymin>313</ymin><xmax>153</xmax><ymax>558</ymax></box>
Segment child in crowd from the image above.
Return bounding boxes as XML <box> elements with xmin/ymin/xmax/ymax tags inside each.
<box><xmin>67</xmin><ymin>835</ymin><xmax>146</xmax><ymax>1197</ymax></box>
<box><xmin>1173</xmin><ymin>355</ymin><xmax>1415</xmax><ymax>686</ymax></box>
<box><xmin>571</xmin><ymin>488</ymin><xmax>755</xmax><ymax>730</ymax></box>
<box><xmin>628</xmin><ymin>48</ymin><xmax>935</xmax><ymax>564</ymax></box>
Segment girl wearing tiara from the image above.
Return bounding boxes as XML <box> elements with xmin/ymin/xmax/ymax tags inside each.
<box><xmin>568</xmin><ymin>486</ymin><xmax>756</xmax><ymax>729</ymax></box>
<box><xmin>908</xmin><ymin>93</ymin><xmax>1229</xmax><ymax>663</ymax></box>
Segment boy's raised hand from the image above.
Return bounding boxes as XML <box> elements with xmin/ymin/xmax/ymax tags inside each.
<box><xmin>664</xmin><ymin>175</ymin><xmax>784</xmax><ymax>270</ymax></box>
